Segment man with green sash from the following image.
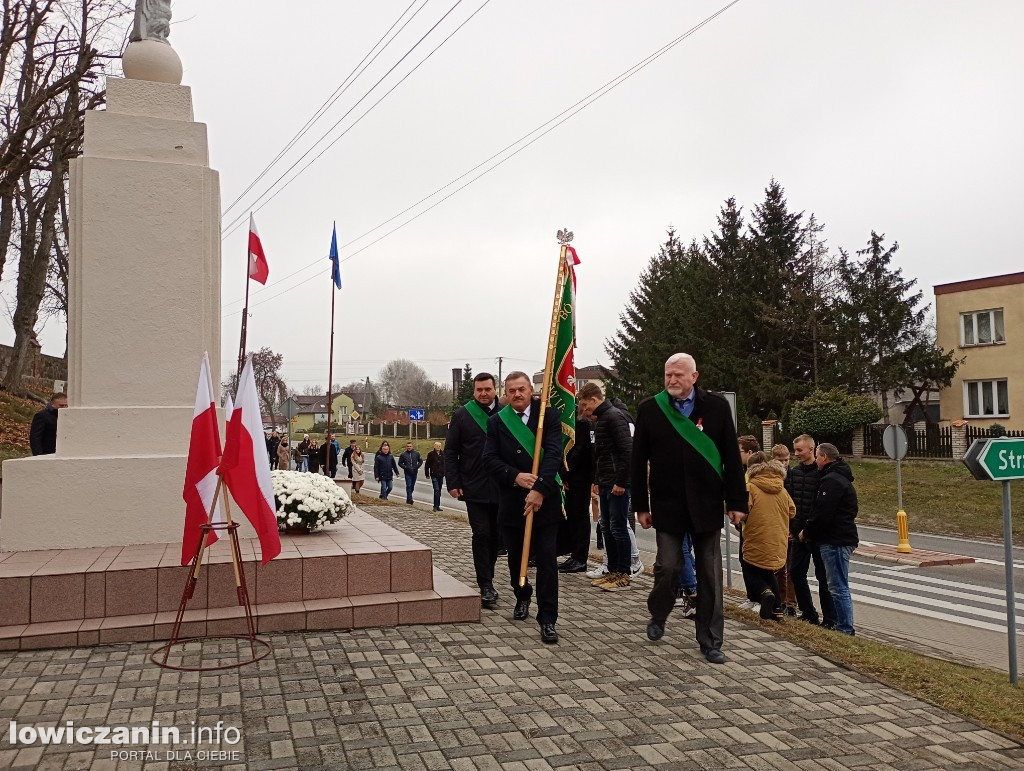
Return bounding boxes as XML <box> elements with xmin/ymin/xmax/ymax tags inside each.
<box><xmin>482</xmin><ymin>371</ymin><xmax>565</xmax><ymax>644</ymax></box>
<box><xmin>632</xmin><ymin>353</ymin><xmax>747</xmax><ymax>664</ymax></box>
<box><xmin>445</xmin><ymin>373</ymin><xmax>504</xmax><ymax>608</ymax></box>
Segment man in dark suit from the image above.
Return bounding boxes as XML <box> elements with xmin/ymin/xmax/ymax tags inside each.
<box><xmin>29</xmin><ymin>392</ymin><xmax>68</xmax><ymax>456</ymax></box>
<box><xmin>445</xmin><ymin>372</ymin><xmax>504</xmax><ymax>607</ymax></box>
<box><xmin>632</xmin><ymin>353</ymin><xmax>747</xmax><ymax>664</ymax></box>
<box><xmin>483</xmin><ymin>371</ymin><xmax>564</xmax><ymax>644</ymax></box>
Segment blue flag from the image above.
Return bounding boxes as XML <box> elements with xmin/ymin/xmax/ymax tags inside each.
<box><xmin>329</xmin><ymin>223</ymin><xmax>342</xmax><ymax>289</ymax></box>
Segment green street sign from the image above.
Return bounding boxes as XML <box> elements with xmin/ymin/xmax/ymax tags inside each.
<box><xmin>979</xmin><ymin>438</ymin><xmax>1024</xmax><ymax>481</ymax></box>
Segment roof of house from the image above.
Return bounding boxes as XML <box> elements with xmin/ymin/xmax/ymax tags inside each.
<box><xmin>532</xmin><ymin>364</ymin><xmax>614</xmax><ymax>383</ymax></box>
<box><xmin>934</xmin><ymin>271</ymin><xmax>1024</xmax><ymax>296</ymax></box>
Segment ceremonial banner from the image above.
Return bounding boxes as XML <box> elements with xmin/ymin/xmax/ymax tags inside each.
<box><xmin>549</xmin><ymin>245</ymin><xmax>581</xmax><ymax>461</ymax></box>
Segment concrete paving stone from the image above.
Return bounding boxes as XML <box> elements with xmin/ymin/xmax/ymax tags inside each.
<box><xmin>2</xmin><ymin>504</ymin><xmax>1024</xmax><ymax>770</ymax></box>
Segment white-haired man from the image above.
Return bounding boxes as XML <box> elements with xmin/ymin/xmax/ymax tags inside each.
<box><xmin>632</xmin><ymin>353</ymin><xmax>747</xmax><ymax>664</ymax></box>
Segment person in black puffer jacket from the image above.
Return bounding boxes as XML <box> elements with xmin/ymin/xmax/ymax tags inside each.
<box><xmin>578</xmin><ymin>382</ymin><xmax>633</xmax><ymax>588</ymax></box>
<box><xmin>785</xmin><ymin>434</ymin><xmax>834</xmax><ymax>626</ymax></box>
<box><xmin>799</xmin><ymin>443</ymin><xmax>858</xmax><ymax>636</ymax></box>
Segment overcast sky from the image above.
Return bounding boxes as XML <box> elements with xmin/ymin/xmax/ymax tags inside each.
<box><xmin>4</xmin><ymin>0</ymin><xmax>1023</xmax><ymax>396</ymax></box>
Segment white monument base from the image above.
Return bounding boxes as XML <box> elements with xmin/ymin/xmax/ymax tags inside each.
<box><xmin>1</xmin><ymin>455</ymin><xmax>256</xmax><ymax>551</ymax></box>
<box><xmin>0</xmin><ymin>76</ymin><xmax>225</xmax><ymax>551</ymax></box>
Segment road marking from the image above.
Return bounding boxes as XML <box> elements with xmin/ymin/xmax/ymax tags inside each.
<box><xmin>806</xmin><ymin>577</ymin><xmax>1024</xmax><ymax>630</ymax></box>
<box><xmin>875</xmin><ymin>568</ymin><xmax>1019</xmax><ymax>599</ymax></box>
<box><xmin>852</xmin><ymin>573</ymin><xmax>1024</xmax><ymax>613</ymax></box>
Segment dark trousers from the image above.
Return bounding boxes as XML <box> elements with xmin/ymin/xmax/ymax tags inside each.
<box><xmin>790</xmin><ymin>539</ymin><xmax>835</xmax><ymax>624</ymax></box>
<box><xmin>501</xmin><ymin>519</ymin><xmax>559</xmax><ymax>625</ymax></box>
<box><xmin>599</xmin><ymin>487</ymin><xmax>632</xmax><ymax>575</ymax></box>
<box><xmin>466</xmin><ymin>501</ymin><xmax>501</xmax><ymax>591</ymax></box>
<box><xmin>649</xmin><ymin>529</ymin><xmax>724</xmax><ymax>653</ymax></box>
<box><xmin>564</xmin><ymin>483</ymin><xmax>591</xmax><ymax>563</ymax></box>
<box><xmin>405</xmin><ymin>473</ymin><xmax>417</xmax><ymax>503</ymax></box>
<box><xmin>430</xmin><ymin>477</ymin><xmax>443</xmax><ymax>509</ymax></box>
<box><xmin>742</xmin><ymin>562</ymin><xmax>781</xmax><ymax>611</ymax></box>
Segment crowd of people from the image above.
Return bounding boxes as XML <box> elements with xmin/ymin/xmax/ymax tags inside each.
<box><xmin>439</xmin><ymin>355</ymin><xmax>859</xmax><ymax>658</ymax></box>
<box><xmin>257</xmin><ymin>353</ymin><xmax>859</xmax><ymax>658</ymax></box>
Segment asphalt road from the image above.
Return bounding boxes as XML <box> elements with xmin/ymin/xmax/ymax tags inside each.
<box><xmin>356</xmin><ymin>460</ymin><xmax>1024</xmax><ymax>672</ymax></box>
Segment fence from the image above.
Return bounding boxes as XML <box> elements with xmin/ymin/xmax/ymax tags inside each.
<box><xmin>861</xmin><ymin>423</ymin><xmax>1024</xmax><ymax>460</ymax></box>
<box><xmin>863</xmin><ymin>423</ymin><xmax>953</xmax><ymax>459</ymax></box>
<box><xmin>366</xmin><ymin>422</ymin><xmax>448</xmax><ymax>440</ymax></box>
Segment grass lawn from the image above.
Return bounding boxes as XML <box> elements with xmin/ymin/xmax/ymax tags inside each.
<box><xmin>726</xmin><ymin>599</ymin><xmax>1024</xmax><ymax>741</ymax></box>
<box><xmin>0</xmin><ymin>391</ymin><xmax>36</xmax><ymax>479</ymax></box>
<box><xmin>849</xmin><ymin>459</ymin><xmax>1024</xmax><ymax>544</ymax></box>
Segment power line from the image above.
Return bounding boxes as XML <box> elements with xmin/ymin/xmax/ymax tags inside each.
<box><xmin>221</xmin><ymin>0</ymin><xmax>742</xmax><ymax>317</ymax></box>
<box><xmin>220</xmin><ymin>0</ymin><xmax>473</xmax><ymax>239</ymax></box>
<box><xmin>221</xmin><ymin>0</ymin><xmax>425</xmax><ymax>218</ymax></box>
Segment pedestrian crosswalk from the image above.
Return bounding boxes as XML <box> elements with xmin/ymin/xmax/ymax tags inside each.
<box><xmin>804</xmin><ymin>561</ymin><xmax>1024</xmax><ymax>634</ymax></box>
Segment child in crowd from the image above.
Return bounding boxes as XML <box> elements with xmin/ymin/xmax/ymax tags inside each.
<box><xmin>738</xmin><ymin>451</ymin><xmax>795</xmax><ymax>620</ymax></box>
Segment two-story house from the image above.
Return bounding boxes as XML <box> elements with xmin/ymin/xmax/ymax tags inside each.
<box><xmin>935</xmin><ymin>271</ymin><xmax>1024</xmax><ymax>429</ymax></box>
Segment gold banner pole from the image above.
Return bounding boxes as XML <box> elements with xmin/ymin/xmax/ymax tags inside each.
<box><xmin>519</xmin><ymin>235</ymin><xmax>571</xmax><ymax>587</ymax></box>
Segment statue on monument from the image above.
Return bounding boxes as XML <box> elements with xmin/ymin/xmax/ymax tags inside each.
<box><xmin>130</xmin><ymin>0</ymin><xmax>172</xmax><ymax>45</ymax></box>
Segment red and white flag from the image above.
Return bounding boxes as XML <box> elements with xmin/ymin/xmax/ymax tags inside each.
<box><xmin>219</xmin><ymin>354</ymin><xmax>281</xmax><ymax>564</ymax></box>
<box><xmin>181</xmin><ymin>353</ymin><xmax>223</xmax><ymax>565</ymax></box>
<box><xmin>248</xmin><ymin>214</ymin><xmax>269</xmax><ymax>284</ymax></box>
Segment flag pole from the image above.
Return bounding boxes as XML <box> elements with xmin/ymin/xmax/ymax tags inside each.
<box><xmin>519</xmin><ymin>240</ymin><xmax>570</xmax><ymax>588</ymax></box>
<box><xmin>236</xmin><ymin>214</ymin><xmax>252</xmax><ymax>384</ymax></box>
<box><xmin>326</xmin><ymin>246</ymin><xmax>336</xmax><ymax>473</ymax></box>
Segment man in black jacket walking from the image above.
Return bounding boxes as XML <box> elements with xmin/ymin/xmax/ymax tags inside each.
<box><xmin>785</xmin><ymin>434</ymin><xmax>835</xmax><ymax>627</ymax></box>
<box><xmin>559</xmin><ymin>414</ymin><xmax>593</xmax><ymax>573</ymax></box>
<box><xmin>801</xmin><ymin>443</ymin><xmax>859</xmax><ymax>636</ymax></box>
<box><xmin>445</xmin><ymin>373</ymin><xmax>504</xmax><ymax>607</ymax></box>
<box><xmin>579</xmin><ymin>382</ymin><xmax>634</xmax><ymax>591</ymax></box>
<box><xmin>29</xmin><ymin>392</ymin><xmax>67</xmax><ymax>455</ymax></box>
<box><xmin>483</xmin><ymin>371</ymin><xmax>564</xmax><ymax>644</ymax></box>
<box><xmin>632</xmin><ymin>354</ymin><xmax>747</xmax><ymax>664</ymax></box>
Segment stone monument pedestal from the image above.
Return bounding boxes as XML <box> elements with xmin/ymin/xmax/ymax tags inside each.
<box><xmin>0</xmin><ymin>77</ymin><xmax>234</xmax><ymax>551</ymax></box>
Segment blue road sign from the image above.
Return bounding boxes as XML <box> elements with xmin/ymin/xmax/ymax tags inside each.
<box><xmin>409</xmin><ymin>408</ymin><xmax>425</xmax><ymax>421</ymax></box>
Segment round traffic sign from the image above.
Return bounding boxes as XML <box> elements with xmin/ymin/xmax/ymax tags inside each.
<box><xmin>882</xmin><ymin>424</ymin><xmax>908</xmax><ymax>461</ymax></box>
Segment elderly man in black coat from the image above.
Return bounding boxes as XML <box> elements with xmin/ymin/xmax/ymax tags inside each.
<box><xmin>632</xmin><ymin>353</ymin><xmax>747</xmax><ymax>664</ymax></box>
<box><xmin>483</xmin><ymin>371</ymin><xmax>564</xmax><ymax>644</ymax></box>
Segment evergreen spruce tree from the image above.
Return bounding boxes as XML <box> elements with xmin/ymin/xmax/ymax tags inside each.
<box><xmin>835</xmin><ymin>231</ymin><xmax>925</xmax><ymax>418</ymax></box>
<box><xmin>744</xmin><ymin>180</ymin><xmax>808</xmax><ymax>414</ymax></box>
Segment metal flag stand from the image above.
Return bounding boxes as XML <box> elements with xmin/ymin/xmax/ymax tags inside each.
<box><xmin>150</xmin><ymin>477</ymin><xmax>271</xmax><ymax>671</ymax></box>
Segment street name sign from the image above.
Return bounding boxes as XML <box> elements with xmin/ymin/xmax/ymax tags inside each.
<box><xmin>980</xmin><ymin>438</ymin><xmax>1024</xmax><ymax>481</ymax></box>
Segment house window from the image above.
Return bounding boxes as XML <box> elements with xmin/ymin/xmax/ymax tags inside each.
<box><xmin>961</xmin><ymin>309</ymin><xmax>1005</xmax><ymax>346</ymax></box>
<box><xmin>964</xmin><ymin>379</ymin><xmax>1009</xmax><ymax>418</ymax></box>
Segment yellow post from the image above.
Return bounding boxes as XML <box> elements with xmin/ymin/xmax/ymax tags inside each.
<box><xmin>896</xmin><ymin>508</ymin><xmax>912</xmax><ymax>553</ymax></box>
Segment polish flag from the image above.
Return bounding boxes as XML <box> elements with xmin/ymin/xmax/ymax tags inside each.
<box><xmin>248</xmin><ymin>214</ymin><xmax>269</xmax><ymax>284</ymax></box>
<box><xmin>219</xmin><ymin>354</ymin><xmax>281</xmax><ymax>564</ymax></box>
<box><xmin>181</xmin><ymin>353</ymin><xmax>223</xmax><ymax>565</ymax></box>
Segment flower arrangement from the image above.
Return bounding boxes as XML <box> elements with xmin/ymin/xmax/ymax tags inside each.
<box><xmin>271</xmin><ymin>470</ymin><xmax>354</xmax><ymax>532</ymax></box>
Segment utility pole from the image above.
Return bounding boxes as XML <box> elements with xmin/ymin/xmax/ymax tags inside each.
<box><xmin>497</xmin><ymin>356</ymin><xmax>504</xmax><ymax>396</ymax></box>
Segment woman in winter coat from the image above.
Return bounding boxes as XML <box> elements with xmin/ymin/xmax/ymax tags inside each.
<box><xmin>351</xmin><ymin>445</ymin><xmax>366</xmax><ymax>493</ymax></box>
<box><xmin>737</xmin><ymin>451</ymin><xmax>795</xmax><ymax>620</ymax></box>
<box><xmin>277</xmin><ymin>438</ymin><xmax>291</xmax><ymax>470</ymax></box>
<box><xmin>306</xmin><ymin>439</ymin><xmax>320</xmax><ymax>475</ymax></box>
<box><xmin>373</xmin><ymin>441</ymin><xmax>399</xmax><ymax>500</ymax></box>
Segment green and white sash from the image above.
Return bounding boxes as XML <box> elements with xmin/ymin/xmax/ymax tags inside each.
<box><xmin>464</xmin><ymin>399</ymin><xmax>490</xmax><ymax>434</ymax></box>
<box><xmin>653</xmin><ymin>390</ymin><xmax>723</xmax><ymax>479</ymax></box>
<box><xmin>497</xmin><ymin>405</ymin><xmax>563</xmax><ymax>488</ymax></box>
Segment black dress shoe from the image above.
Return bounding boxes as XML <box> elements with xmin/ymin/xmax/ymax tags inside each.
<box><xmin>540</xmin><ymin>624</ymin><xmax>558</xmax><ymax>644</ymax></box>
<box><xmin>646</xmin><ymin>618</ymin><xmax>665</xmax><ymax>641</ymax></box>
<box><xmin>480</xmin><ymin>587</ymin><xmax>499</xmax><ymax>607</ymax></box>
<box><xmin>513</xmin><ymin>598</ymin><xmax>530</xmax><ymax>621</ymax></box>
<box><xmin>705</xmin><ymin>648</ymin><xmax>726</xmax><ymax>665</ymax></box>
<box><xmin>558</xmin><ymin>559</ymin><xmax>587</xmax><ymax>574</ymax></box>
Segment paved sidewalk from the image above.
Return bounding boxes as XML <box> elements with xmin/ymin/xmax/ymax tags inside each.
<box><xmin>1</xmin><ymin>504</ymin><xmax>1022</xmax><ymax>770</ymax></box>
